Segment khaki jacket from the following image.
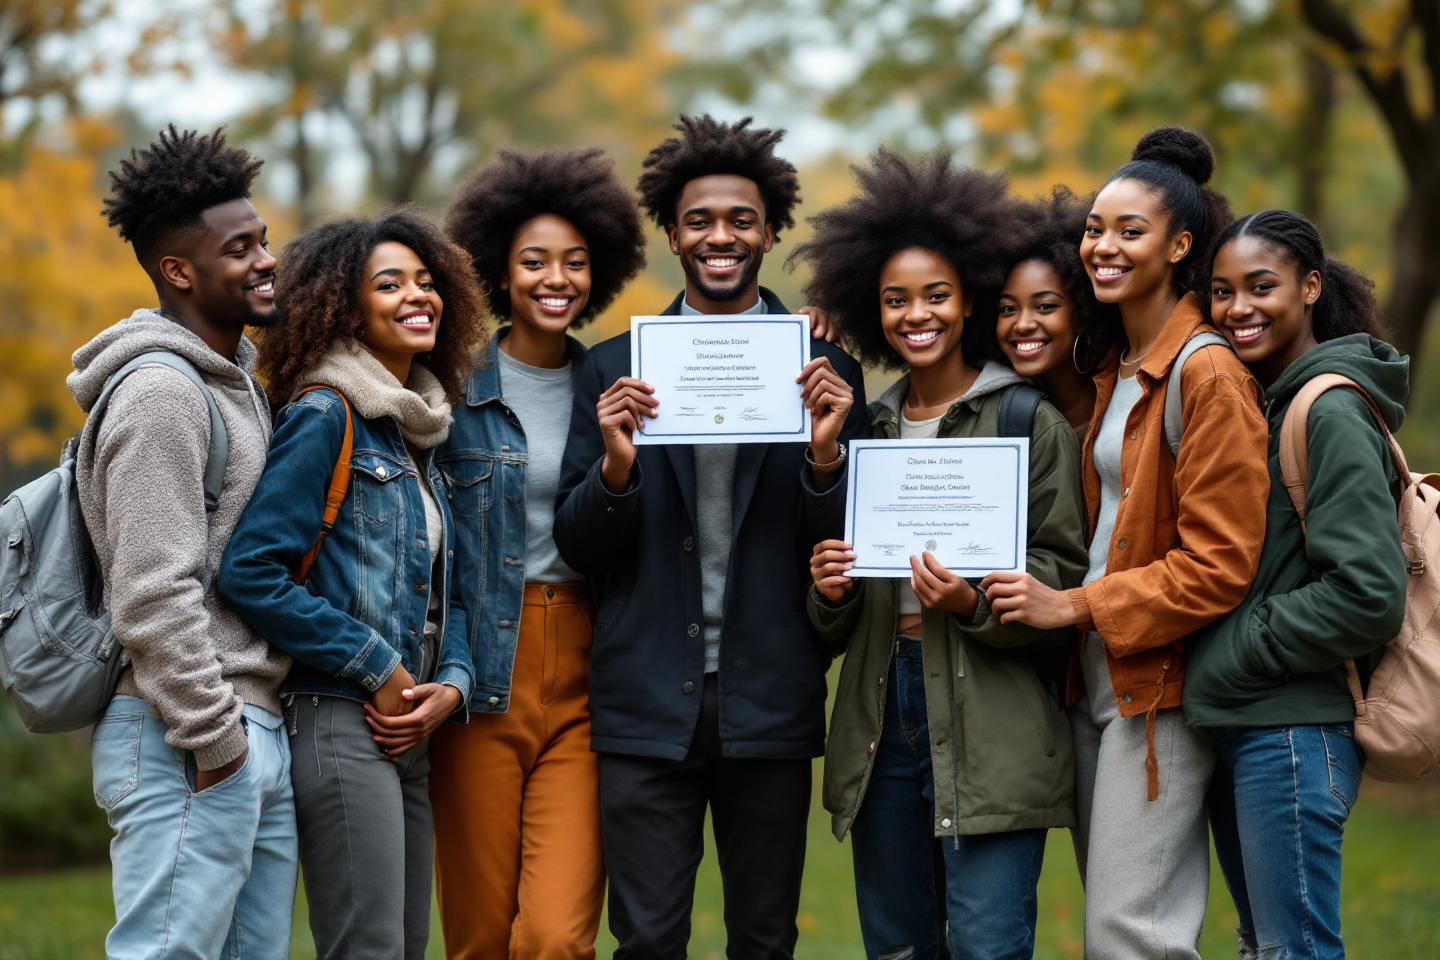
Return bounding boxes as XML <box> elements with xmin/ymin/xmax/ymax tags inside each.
<box><xmin>1065</xmin><ymin>296</ymin><xmax>1269</xmax><ymax>794</ymax></box>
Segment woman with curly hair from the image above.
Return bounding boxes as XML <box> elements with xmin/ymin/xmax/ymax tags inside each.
<box><xmin>997</xmin><ymin>187</ymin><xmax>1121</xmax><ymax>438</ymax></box>
<box><xmin>794</xmin><ymin>147</ymin><xmax>1089</xmax><ymax>960</ymax></box>
<box><xmin>429</xmin><ymin>146</ymin><xmax>646</xmax><ymax>960</ymax></box>
<box><xmin>1186</xmin><ymin>211</ymin><xmax>1406</xmax><ymax>960</ymax></box>
<box><xmin>218</xmin><ymin>208</ymin><xmax>488</xmax><ymax>960</ymax></box>
<box><xmin>982</xmin><ymin>128</ymin><xmax>1270</xmax><ymax>960</ymax></box>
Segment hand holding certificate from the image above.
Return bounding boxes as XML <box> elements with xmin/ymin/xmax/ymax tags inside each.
<box><xmin>843</xmin><ymin>438</ymin><xmax>1030</xmax><ymax>579</ymax></box>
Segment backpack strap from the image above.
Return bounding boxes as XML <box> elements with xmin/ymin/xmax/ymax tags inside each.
<box><xmin>289</xmin><ymin>386</ymin><xmax>354</xmax><ymax>586</ymax></box>
<box><xmin>997</xmin><ymin>383</ymin><xmax>1045</xmax><ymax>438</ymax></box>
<box><xmin>1163</xmin><ymin>331</ymin><xmax>1231</xmax><ymax>459</ymax></box>
<box><xmin>92</xmin><ymin>351</ymin><xmax>228</xmax><ymax>513</ymax></box>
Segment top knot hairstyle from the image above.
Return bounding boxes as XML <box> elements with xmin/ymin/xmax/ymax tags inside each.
<box><xmin>1213</xmin><ymin>209</ymin><xmax>1388</xmax><ymax>342</ymax></box>
<box><xmin>1012</xmin><ymin>186</ymin><xmax>1122</xmax><ymax>373</ymax></box>
<box><xmin>1105</xmin><ymin>126</ymin><xmax>1232</xmax><ymax>299</ymax></box>
<box><xmin>257</xmin><ymin>208</ymin><xmax>490</xmax><ymax>408</ymax></box>
<box><xmin>103</xmin><ymin>125</ymin><xmax>264</xmax><ymax>270</ymax></box>
<box><xmin>789</xmin><ymin>147</ymin><xmax>1025</xmax><ymax>370</ymax></box>
<box><xmin>637</xmin><ymin>115</ymin><xmax>801</xmax><ymax>239</ymax></box>
<box><xmin>446</xmin><ymin>147</ymin><xmax>647</xmax><ymax>326</ymax></box>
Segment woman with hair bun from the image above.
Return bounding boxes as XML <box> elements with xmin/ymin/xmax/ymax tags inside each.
<box><xmin>796</xmin><ymin>147</ymin><xmax>1089</xmax><ymax>960</ymax></box>
<box><xmin>1186</xmin><ymin>210</ymin><xmax>1407</xmax><ymax>960</ymax></box>
<box><xmin>429</xmin><ymin>146</ymin><xmax>647</xmax><ymax>960</ymax></box>
<box><xmin>997</xmin><ymin>186</ymin><xmax>1121</xmax><ymax>438</ymax></box>
<box><xmin>980</xmin><ymin>127</ymin><xmax>1271</xmax><ymax>959</ymax></box>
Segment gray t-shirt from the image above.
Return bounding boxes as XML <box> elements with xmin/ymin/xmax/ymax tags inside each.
<box><xmin>1081</xmin><ymin>374</ymin><xmax>1144</xmax><ymax>713</ymax></box>
<box><xmin>497</xmin><ymin>348</ymin><xmax>583</xmax><ymax>584</ymax></box>
<box><xmin>680</xmin><ymin>295</ymin><xmax>766</xmax><ymax>674</ymax></box>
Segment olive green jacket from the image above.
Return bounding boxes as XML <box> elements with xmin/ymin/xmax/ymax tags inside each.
<box><xmin>809</xmin><ymin>364</ymin><xmax>1089</xmax><ymax>841</ymax></box>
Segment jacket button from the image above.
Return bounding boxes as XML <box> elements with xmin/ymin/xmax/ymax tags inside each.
<box><xmin>376</xmin><ymin>465</ymin><xmax>388</xmax><ymax>478</ymax></box>
<box><xmin>868</xmin><ymin>741</ymin><xmax>876</xmax><ymax>754</ymax></box>
<box><xmin>683</xmin><ymin>681</ymin><xmax>695</xmax><ymax>694</ymax></box>
<box><xmin>941</xmin><ymin>818</ymin><xmax>952</xmax><ymax>828</ymax></box>
<box><xmin>414</xmin><ymin>583</ymin><xmax>426</xmax><ymax>594</ymax></box>
<box><xmin>545</xmin><ymin>586</ymin><xmax>555</xmax><ymax>599</ymax></box>
<box><xmin>488</xmin><ymin>696</ymin><xmax>500</xmax><ymax>706</ymax></box>
<box><xmin>1117</xmin><ymin>538</ymin><xmax>1127</xmax><ymax>550</ymax></box>
<box><xmin>683</xmin><ymin>536</ymin><xmax>695</xmax><ymax>551</ymax></box>
<box><xmin>1122</xmin><ymin>487</ymin><xmax>1130</xmax><ymax>498</ymax></box>
<box><xmin>878</xmin><ymin>675</ymin><xmax>885</xmax><ymax>686</ymax></box>
<box><xmin>1128</xmin><ymin>429</ymin><xmax>1137</xmax><ymax>440</ymax></box>
<box><xmin>1122</xmin><ymin>691</ymin><xmax>1133</xmax><ymax>704</ymax></box>
<box><xmin>687</xmin><ymin>623</ymin><xmax>700</xmax><ymax>638</ymax></box>
<box><xmin>1162</xmin><ymin>658</ymin><xmax>1171</xmax><ymax>670</ymax></box>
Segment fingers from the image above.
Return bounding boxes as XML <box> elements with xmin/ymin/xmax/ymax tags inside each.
<box><xmin>811</xmin><ymin>539</ymin><xmax>853</xmax><ymax>557</ymax></box>
<box><xmin>799</xmin><ymin>306</ymin><xmax>837</xmax><ymax>344</ymax></box>
<box><xmin>920</xmin><ymin>551</ymin><xmax>959</xmax><ymax>584</ymax></box>
<box><xmin>364</xmin><ymin>701</ymin><xmax>436</xmax><ymax>734</ymax></box>
<box><xmin>600</xmin><ymin>377</ymin><xmax>655</xmax><ymax>400</ymax></box>
<box><xmin>910</xmin><ymin>553</ymin><xmax>944</xmax><ymax>593</ymax></box>
<box><xmin>979</xmin><ymin>570</ymin><xmax>1026</xmax><ymax>591</ymax></box>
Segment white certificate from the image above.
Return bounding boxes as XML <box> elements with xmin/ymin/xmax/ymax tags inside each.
<box><xmin>844</xmin><ymin>438</ymin><xmax>1030</xmax><ymax>578</ymax></box>
<box><xmin>630</xmin><ymin>315</ymin><xmax>811</xmax><ymax>445</ymax></box>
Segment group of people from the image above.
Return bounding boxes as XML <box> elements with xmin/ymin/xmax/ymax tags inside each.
<box><xmin>68</xmin><ymin>112</ymin><xmax>1406</xmax><ymax>960</ymax></box>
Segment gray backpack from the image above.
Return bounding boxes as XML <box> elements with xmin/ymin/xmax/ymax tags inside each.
<box><xmin>0</xmin><ymin>352</ymin><xmax>226</xmax><ymax>733</ymax></box>
<box><xmin>1163</xmin><ymin>331</ymin><xmax>1232</xmax><ymax>457</ymax></box>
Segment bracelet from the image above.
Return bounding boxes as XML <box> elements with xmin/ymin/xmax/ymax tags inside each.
<box><xmin>805</xmin><ymin>442</ymin><xmax>847</xmax><ymax>470</ymax></box>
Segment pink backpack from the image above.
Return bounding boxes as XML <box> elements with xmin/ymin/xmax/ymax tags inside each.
<box><xmin>1278</xmin><ymin>373</ymin><xmax>1440</xmax><ymax>781</ymax></box>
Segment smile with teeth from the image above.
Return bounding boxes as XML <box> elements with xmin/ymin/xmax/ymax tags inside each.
<box><xmin>1229</xmin><ymin>323</ymin><xmax>1268</xmax><ymax>342</ymax></box>
<box><xmin>1012</xmin><ymin>339</ymin><xmax>1049</xmax><ymax>355</ymax></box>
<box><xmin>249</xmin><ymin>280</ymin><xmax>274</xmax><ymax>294</ymax></box>
<box><xmin>703</xmin><ymin>256</ymin><xmax>741</xmax><ymax>269</ymax></box>
<box><xmin>902</xmin><ymin>330</ymin><xmax>940</xmax><ymax>345</ymax></box>
<box><xmin>397</xmin><ymin>311</ymin><xmax>432</xmax><ymax>328</ymax></box>
<box><xmin>535</xmin><ymin>296</ymin><xmax>574</xmax><ymax>311</ymax></box>
<box><xmin>1094</xmin><ymin>265</ymin><xmax>1131</xmax><ymax>279</ymax></box>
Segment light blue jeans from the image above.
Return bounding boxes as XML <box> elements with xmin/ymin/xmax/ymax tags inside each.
<box><xmin>91</xmin><ymin>695</ymin><xmax>298</xmax><ymax>960</ymax></box>
<box><xmin>1208</xmin><ymin>724</ymin><xmax>1362</xmax><ymax>960</ymax></box>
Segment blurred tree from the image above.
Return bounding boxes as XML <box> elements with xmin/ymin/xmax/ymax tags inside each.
<box><xmin>213</xmin><ymin>0</ymin><xmax>681</xmax><ymax>224</ymax></box>
<box><xmin>0</xmin><ymin>0</ymin><xmax>93</xmax><ymax>164</ymax></box>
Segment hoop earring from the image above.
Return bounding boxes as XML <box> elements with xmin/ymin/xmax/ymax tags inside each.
<box><xmin>1072</xmin><ymin>334</ymin><xmax>1086</xmax><ymax>374</ymax></box>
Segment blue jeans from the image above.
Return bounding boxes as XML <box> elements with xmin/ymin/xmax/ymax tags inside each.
<box><xmin>92</xmin><ymin>695</ymin><xmax>298</xmax><ymax>960</ymax></box>
<box><xmin>1207</xmin><ymin>724</ymin><xmax>1362</xmax><ymax>960</ymax></box>
<box><xmin>850</xmin><ymin>639</ymin><xmax>1047</xmax><ymax>960</ymax></box>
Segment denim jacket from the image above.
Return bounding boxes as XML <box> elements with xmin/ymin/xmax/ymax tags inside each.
<box><xmin>435</xmin><ymin>330</ymin><xmax>588</xmax><ymax>714</ymax></box>
<box><xmin>219</xmin><ymin>386</ymin><xmax>475</xmax><ymax>708</ymax></box>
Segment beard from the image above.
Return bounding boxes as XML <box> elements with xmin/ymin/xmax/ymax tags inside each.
<box><xmin>681</xmin><ymin>249</ymin><xmax>766</xmax><ymax>303</ymax></box>
<box><xmin>242</xmin><ymin>301</ymin><xmax>282</xmax><ymax>329</ymax></box>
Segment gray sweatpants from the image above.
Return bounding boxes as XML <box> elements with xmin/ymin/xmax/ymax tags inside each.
<box><xmin>1071</xmin><ymin>633</ymin><xmax>1216</xmax><ymax>960</ymax></box>
<box><xmin>288</xmin><ymin>694</ymin><xmax>433</xmax><ymax>960</ymax></box>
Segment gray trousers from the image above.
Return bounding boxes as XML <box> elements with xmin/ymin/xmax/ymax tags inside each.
<box><xmin>288</xmin><ymin>695</ymin><xmax>433</xmax><ymax>960</ymax></box>
<box><xmin>1071</xmin><ymin>636</ymin><xmax>1216</xmax><ymax>960</ymax></box>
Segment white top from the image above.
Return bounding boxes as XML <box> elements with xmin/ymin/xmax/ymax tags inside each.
<box><xmin>416</xmin><ymin>470</ymin><xmax>444</xmax><ymax>682</ymax></box>
<box><xmin>896</xmin><ymin>410</ymin><xmax>945</xmax><ymax>620</ymax></box>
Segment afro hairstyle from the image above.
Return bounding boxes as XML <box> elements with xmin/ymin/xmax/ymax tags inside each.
<box><xmin>789</xmin><ymin>147</ymin><xmax>1026</xmax><ymax>371</ymax></box>
<box><xmin>445</xmin><ymin>146</ymin><xmax>647</xmax><ymax>327</ymax></box>
<box><xmin>636</xmin><ymin>115</ymin><xmax>800</xmax><ymax>239</ymax></box>
<box><xmin>1008</xmin><ymin>186</ymin><xmax>1122</xmax><ymax>373</ymax></box>
<box><xmin>257</xmin><ymin>207</ymin><xmax>490</xmax><ymax>409</ymax></box>
<box><xmin>102</xmin><ymin>125</ymin><xmax>264</xmax><ymax>270</ymax></box>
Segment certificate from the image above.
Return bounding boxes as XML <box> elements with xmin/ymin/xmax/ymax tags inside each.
<box><xmin>630</xmin><ymin>315</ymin><xmax>811</xmax><ymax>445</ymax></box>
<box><xmin>844</xmin><ymin>438</ymin><xmax>1029</xmax><ymax>578</ymax></box>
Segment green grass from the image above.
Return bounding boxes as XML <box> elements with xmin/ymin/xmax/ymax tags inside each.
<box><xmin>3</xmin><ymin>776</ymin><xmax>1439</xmax><ymax>959</ymax></box>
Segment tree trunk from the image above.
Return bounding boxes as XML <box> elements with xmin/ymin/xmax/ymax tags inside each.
<box><xmin>1384</xmin><ymin>174</ymin><xmax>1440</xmax><ymax>380</ymax></box>
<box><xmin>1294</xmin><ymin>46</ymin><xmax>1336</xmax><ymax>226</ymax></box>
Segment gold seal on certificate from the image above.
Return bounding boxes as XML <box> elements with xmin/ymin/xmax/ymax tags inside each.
<box><xmin>843</xmin><ymin>438</ymin><xmax>1030</xmax><ymax>578</ymax></box>
<box><xmin>630</xmin><ymin>315</ymin><xmax>812</xmax><ymax>445</ymax></box>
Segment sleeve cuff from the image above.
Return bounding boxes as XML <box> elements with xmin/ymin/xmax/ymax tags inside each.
<box><xmin>1068</xmin><ymin>588</ymin><xmax>1095</xmax><ymax>632</ymax></box>
<box><xmin>435</xmin><ymin>664</ymin><xmax>473</xmax><ymax>722</ymax></box>
<box><xmin>341</xmin><ymin>630</ymin><xmax>403</xmax><ymax>692</ymax></box>
<box><xmin>193</xmin><ymin>719</ymin><xmax>250</xmax><ymax>772</ymax></box>
<box><xmin>967</xmin><ymin>589</ymin><xmax>993</xmax><ymax>628</ymax></box>
<box><xmin>597</xmin><ymin>459</ymin><xmax>643</xmax><ymax>508</ymax></box>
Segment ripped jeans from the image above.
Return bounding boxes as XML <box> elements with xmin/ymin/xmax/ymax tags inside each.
<box><xmin>849</xmin><ymin>639</ymin><xmax>1046</xmax><ymax>960</ymax></box>
<box><xmin>1208</xmin><ymin>723</ymin><xmax>1362</xmax><ymax>960</ymax></box>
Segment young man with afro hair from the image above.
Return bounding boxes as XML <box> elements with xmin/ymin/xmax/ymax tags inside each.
<box><xmin>553</xmin><ymin>115</ymin><xmax>868</xmax><ymax>959</ymax></box>
<box><xmin>427</xmin><ymin>145</ymin><xmax>647</xmax><ymax>959</ymax></box>
<box><xmin>67</xmin><ymin>126</ymin><xmax>296</xmax><ymax>960</ymax></box>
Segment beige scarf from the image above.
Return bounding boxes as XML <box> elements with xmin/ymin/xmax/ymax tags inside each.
<box><xmin>298</xmin><ymin>341</ymin><xmax>453</xmax><ymax>449</ymax></box>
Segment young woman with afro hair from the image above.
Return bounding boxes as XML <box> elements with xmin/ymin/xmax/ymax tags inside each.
<box><xmin>426</xmin><ymin>145</ymin><xmax>646</xmax><ymax>960</ymax></box>
<box><xmin>218</xmin><ymin>208</ymin><xmax>488</xmax><ymax>960</ymax></box>
<box><xmin>795</xmin><ymin>147</ymin><xmax>1089</xmax><ymax>960</ymax></box>
<box><xmin>1186</xmin><ymin>211</ymin><xmax>1407</xmax><ymax>960</ymax></box>
<box><xmin>982</xmin><ymin>128</ymin><xmax>1270</xmax><ymax>960</ymax></box>
<box><xmin>997</xmin><ymin>186</ymin><xmax>1121</xmax><ymax>440</ymax></box>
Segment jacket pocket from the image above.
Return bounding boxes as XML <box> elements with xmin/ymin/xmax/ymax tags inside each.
<box><xmin>91</xmin><ymin>713</ymin><xmax>144</xmax><ymax>810</ymax></box>
<box><xmin>438</xmin><ymin>458</ymin><xmax>495</xmax><ymax>521</ymax></box>
<box><xmin>351</xmin><ymin>453</ymin><xmax>408</xmax><ymax>524</ymax></box>
<box><xmin>1001</xmin><ymin>658</ymin><xmax>1057</xmax><ymax>757</ymax></box>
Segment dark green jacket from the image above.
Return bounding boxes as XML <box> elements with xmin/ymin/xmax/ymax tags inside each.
<box><xmin>1184</xmin><ymin>335</ymin><xmax>1409</xmax><ymax>727</ymax></box>
<box><xmin>809</xmin><ymin>363</ymin><xmax>1089</xmax><ymax>841</ymax></box>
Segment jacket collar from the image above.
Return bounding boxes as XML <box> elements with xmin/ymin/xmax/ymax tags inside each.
<box><xmin>658</xmin><ymin>286</ymin><xmax>789</xmax><ymax>317</ymax></box>
<box><xmin>871</xmin><ymin>361</ymin><xmax>1025</xmax><ymax>433</ymax></box>
<box><xmin>1136</xmin><ymin>293</ymin><xmax>1208</xmax><ymax>383</ymax></box>
<box><xmin>464</xmin><ymin>327</ymin><xmax>589</xmax><ymax>407</ymax></box>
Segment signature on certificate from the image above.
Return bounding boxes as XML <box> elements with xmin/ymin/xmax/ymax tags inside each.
<box><xmin>677</xmin><ymin>405</ymin><xmax>702</xmax><ymax>418</ymax></box>
<box><xmin>956</xmin><ymin>540</ymin><xmax>996</xmax><ymax>556</ymax></box>
<box><xmin>739</xmin><ymin>405</ymin><xmax>768</xmax><ymax>421</ymax></box>
<box><xmin>874</xmin><ymin>542</ymin><xmax>907</xmax><ymax>556</ymax></box>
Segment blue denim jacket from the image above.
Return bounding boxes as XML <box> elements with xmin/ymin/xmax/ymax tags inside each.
<box><xmin>435</xmin><ymin>331</ymin><xmax>588</xmax><ymax>714</ymax></box>
<box><xmin>219</xmin><ymin>386</ymin><xmax>474</xmax><ymax>708</ymax></box>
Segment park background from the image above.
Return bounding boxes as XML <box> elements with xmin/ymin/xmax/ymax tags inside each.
<box><xmin>2</xmin><ymin>0</ymin><xmax>1440</xmax><ymax>956</ymax></box>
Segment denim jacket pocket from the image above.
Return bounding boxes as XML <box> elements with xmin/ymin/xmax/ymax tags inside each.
<box><xmin>91</xmin><ymin>713</ymin><xmax>144</xmax><ymax>810</ymax></box>
<box><xmin>351</xmin><ymin>453</ymin><xmax>409</xmax><ymax>524</ymax></box>
<box><xmin>438</xmin><ymin>458</ymin><xmax>495</xmax><ymax>521</ymax></box>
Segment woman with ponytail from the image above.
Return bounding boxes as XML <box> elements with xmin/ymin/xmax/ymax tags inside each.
<box><xmin>1185</xmin><ymin>210</ymin><xmax>1408</xmax><ymax>960</ymax></box>
<box><xmin>979</xmin><ymin>128</ymin><xmax>1271</xmax><ymax>958</ymax></box>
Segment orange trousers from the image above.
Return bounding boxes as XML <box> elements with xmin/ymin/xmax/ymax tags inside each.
<box><xmin>430</xmin><ymin>582</ymin><xmax>604</xmax><ymax>960</ymax></box>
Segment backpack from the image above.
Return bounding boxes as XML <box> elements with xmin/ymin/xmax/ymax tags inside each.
<box><xmin>998</xmin><ymin>382</ymin><xmax>1044</xmax><ymax>440</ymax></box>
<box><xmin>1163</xmin><ymin>330</ymin><xmax>1232</xmax><ymax>458</ymax></box>
<box><xmin>1278</xmin><ymin>372</ymin><xmax>1440</xmax><ymax>782</ymax></box>
<box><xmin>0</xmin><ymin>352</ymin><xmax>227</xmax><ymax>734</ymax></box>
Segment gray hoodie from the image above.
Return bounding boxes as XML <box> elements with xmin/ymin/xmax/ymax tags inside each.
<box><xmin>68</xmin><ymin>309</ymin><xmax>289</xmax><ymax>770</ymax></box>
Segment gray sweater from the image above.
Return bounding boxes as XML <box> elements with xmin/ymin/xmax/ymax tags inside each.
<box><xmin>68</xmin><ymin>309</ymin><xmax>290</xmax><ymax>770</ymax></box>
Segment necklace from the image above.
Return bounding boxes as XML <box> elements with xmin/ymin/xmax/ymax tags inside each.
<box><xmin>1119</xmin><ymin>342</ymin><xmax>1152</xmax><ymax>367</ymax></box>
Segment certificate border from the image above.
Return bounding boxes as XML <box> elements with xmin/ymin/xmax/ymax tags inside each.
<box><xmin>843</xmin><ymin>438</ymin><xmax>1029</xmax><ymax>578</ymax></box>
<box><xmin>632</xmin><ymin>316</ymin><xmax>810</xmax><ymax>442</ymax></box>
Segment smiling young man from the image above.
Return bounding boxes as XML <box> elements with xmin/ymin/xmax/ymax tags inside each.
<box><xmin>554</xmin><ymin>115</ymin><xmax>868</xmax><ymax>959</ymax></box>
<box><xmin>67</xmin><ymin>126</ymin><xmax>296</xmax><ymax>960</ymax></box>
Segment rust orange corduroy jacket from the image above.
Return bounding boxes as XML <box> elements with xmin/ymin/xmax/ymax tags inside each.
<box><xmin>1066</xmin><ymin>295</ymin><xmax>1270</xmax><ymax>796</ymax></box>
